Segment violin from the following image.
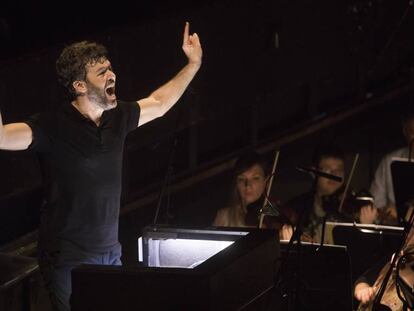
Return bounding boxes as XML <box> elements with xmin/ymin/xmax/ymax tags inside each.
<box><xmin>321</xmin><ymin>186</ymin><xmax>376</xmax><ymax>222</ymax></box>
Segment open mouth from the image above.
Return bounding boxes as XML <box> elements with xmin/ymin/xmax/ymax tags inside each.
<box><xmin>105</xmin><ymin>86</ymin><xmax>116</xmax><ymax>96</ymax></box>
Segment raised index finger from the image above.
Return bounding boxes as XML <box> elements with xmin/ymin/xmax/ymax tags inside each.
<box><xmin>183</xmin><ymin>22</ymin><xmax>189</xmax><ymax>44</ymax></box>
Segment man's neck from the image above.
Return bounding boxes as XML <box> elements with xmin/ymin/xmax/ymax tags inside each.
<box><xmin>72</xmin><ymin>97</ymin><xmax>104</xmax><ymax>126</ymax></box>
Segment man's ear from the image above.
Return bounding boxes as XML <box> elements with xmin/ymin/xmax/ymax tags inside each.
<box><xmin>72</xmin><ymin>80</ymin><xmax>87</xmax><ymax>95</ymax></box>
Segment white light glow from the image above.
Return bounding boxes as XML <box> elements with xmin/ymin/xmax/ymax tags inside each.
<box><xmin>140</xmin><ymin>238</ymin><xmax>234</xmax><ymax>269</ymax></box>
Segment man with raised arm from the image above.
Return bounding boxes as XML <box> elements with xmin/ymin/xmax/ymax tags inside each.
<box><xmin>0</xmin><ymin>22</ymin><xmax>202</xmax><ymax>311</ymax></box>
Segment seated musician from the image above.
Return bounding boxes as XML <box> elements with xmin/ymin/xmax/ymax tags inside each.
<box><xmin>354</xmin><ymin>257</ymin><xmax>387</xmax><ymax>308</ymax></box>
<box><xmin>370</xmin><ymin>106</ymin><xmax>414</xmax><ymax>225</ymax></box>
<box><xmin>212</xmin><ymin>151</ymin><xmax>291</xmax><ymax>237</ymax></box>
<box><xmin>282</xmin><ymin>144</ymin><xmax>378</xmax><ymax>243</ymax></box>
<box><xmin>213</xmin><ymin>151</ymin><xmax>270</xmax><ymax>227</ymax></box>
<box><xmin>354</xmin><ymin>207</ymin><xmax>414</xmax><ymax>310</ymax></box>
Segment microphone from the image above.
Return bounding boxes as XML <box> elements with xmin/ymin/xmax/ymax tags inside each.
<box><xmin>296</xmin><ymin>166</ymin><xmax>343</xmax><ymax>182</ymax></box>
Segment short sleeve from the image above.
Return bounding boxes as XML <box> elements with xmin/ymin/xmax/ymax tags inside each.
<box><xmin>120</xmin><ymin>101</ymin><xmax>140</xmax><ymax>133</ymax></box>
<box><xmin>370</xmin><ymin>152</ymin><xmax>396</xmax><ymax>210</ymax></box>
<box><xmin>370</xmin><ymin>158</ymin><xmax>388</xmax><ymax>209</ymax></box>
<box><xmin>24</xmin><ymin>113</ymin><xmax>53</xmax><ymax>153</ymax></box>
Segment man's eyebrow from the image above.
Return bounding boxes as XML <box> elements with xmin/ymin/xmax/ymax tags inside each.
<box><xmin>97</xmin><ymin>66</ymin><xmax>108</xmax><ymax>73</ymax></box>
<box><xmin>95</xmin><ymin>68</ymin><xmax>106</xmax><ymax>76</ymax></box>
<box><xmin>96</xmin><ymin>63</ymin><xmax>112</xmax><ymax>74</ymax></box>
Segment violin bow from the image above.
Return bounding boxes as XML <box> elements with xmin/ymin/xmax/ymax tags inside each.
<box><xmin>338</xmin><ymin>153</ymin><xmax>359</xmax><ymax>214</ymax></box>
<box><xmin>259</xmin><ymin>150</ymin><xmax>280</xmax><ymax>228</ymax></box>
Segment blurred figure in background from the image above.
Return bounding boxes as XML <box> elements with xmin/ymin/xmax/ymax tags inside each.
<box><xmin>283</xmin><ymin>144</ymin><xmax>378</xmax><ymax>243</ymax></box>
<box><xmin>370</xmin><ymin>107</ymin><xmax>414</xmax><ymax>225</ymax></box>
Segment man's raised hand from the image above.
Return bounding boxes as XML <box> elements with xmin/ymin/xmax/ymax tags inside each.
<box><xmin>182</xmin><ymin>22</ymin><xmax>202</xmax><ymax>66</ymax></box>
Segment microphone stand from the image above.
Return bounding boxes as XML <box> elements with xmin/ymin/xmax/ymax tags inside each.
<box><xmin>273</xmin><ymin>202</ymin><xmax>309</xmax><ymax>311</ymax></box>
<box><xmin>317</xmin><ymin>153</ymin><xmax>359</xmax><ymax>249</ymax></box>
<box><xmin>152</xmin><ymin>137</ymin><xmax>178</xmax><ymax>225</ymax></box>
<box><xmin>277</xmin><ymin>155</ymin><xmax>359</xmax><ymax>309</ymax></box>
<box><xmin>237</xmin><ymin>200</ymin><xmax>307</xmax><ymax>311</ymax></box>
<box><xmin>152</xmin><ymin>86</ymin><xmax>192</xmax><ymax>225</ymax></box>
<box><xmin>296</xmin><ymin>164</ymin><xmax>344</xmax><ymax>250</ymax></box>
<box><xmin>318</xmin><ymin>214</ymin><xmax>328</xmax><ymax>250</ymax></box>
<box><xmin>242</xmin><ymin>157</ymin><xmax>353</xmax><ymax>310</ymax></box>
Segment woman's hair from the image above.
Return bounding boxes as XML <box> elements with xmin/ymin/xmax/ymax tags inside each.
<box><xmin>56</xmin><ymin>41</ymin><xmax>108</xmax><ymax>99</ymax></box>
<box><xmin>233</xmin><ymin>151</ymin><xmax>270</xmax><ymax>179</ymax></box>
<box><xmin>227</xmin><ymin>151</ymin><xmax>269</xmax><ymax>212</ymax></box>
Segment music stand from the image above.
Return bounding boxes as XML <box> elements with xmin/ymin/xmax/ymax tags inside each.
<box><xmin>391</xmin><ymin>158</ymin><xmax>414</xmax><ymax>224</ymax></box>
<box><xmin>331</xmin><ymin>222</ymin><xmax>403</xmax><ymax>282</ymax></box>
<box><xmin>277</xmin><ymin>241</ymin><xmax>353</xmax><ymax>311</ymax></box>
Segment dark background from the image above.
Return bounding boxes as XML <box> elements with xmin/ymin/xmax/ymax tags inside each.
<box><xmin>1</xmin><ymin>0</ymin><xmax>413</xmax><ymax>260</ymax></box>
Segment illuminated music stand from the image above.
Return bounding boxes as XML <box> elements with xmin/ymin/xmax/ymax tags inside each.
<box><xmin>391</xmin><ymin>159</ymin><xmax>414</xmax><ymax>224</ymax></box>
<box><xmin>71</xmin><ymin>225</ymin><xmax>279</xmax><ymax>311</ymax></box>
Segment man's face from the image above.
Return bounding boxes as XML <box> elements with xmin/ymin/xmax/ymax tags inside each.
<box><xmin>84</xmin><ymin>59</ymin><xmax>117</xmax><ymax>110</ymax></box>
<box><xmin>236</xmin><ymin>164</ymin><xmax>267</xmax><ymax>205</ymax></box>
<box><xmin>403</xmin><ymin>119</ymin><xmax>414</xmax><ymax>145</ymax></box>
<box><xmin>316</xmin><ymin>157</ymin><xmax>344</xmax><ymax>196</ymax></box>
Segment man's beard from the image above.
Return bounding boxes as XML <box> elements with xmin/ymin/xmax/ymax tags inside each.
<box><xmin>86</xmin><ymin>82</ymin><xmax>117</xmax><ymax>110</ymax></box>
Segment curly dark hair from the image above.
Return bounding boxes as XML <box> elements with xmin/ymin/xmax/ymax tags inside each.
<box><xmin>56</xmin><ymin>41</ymin><xmax>108</xmax><ymax>98</ymax></box>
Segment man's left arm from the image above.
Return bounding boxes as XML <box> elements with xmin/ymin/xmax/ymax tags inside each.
<box><xmin>137</xmin><ymin>22</ymin><xmax>202</xmax><ymax>127</ymax></box>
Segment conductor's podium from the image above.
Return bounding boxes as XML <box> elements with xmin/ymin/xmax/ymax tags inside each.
<box><xmin>71</xmin><ymin>226</ymin><xmax>279</xmax><ymax>311</ymax></box>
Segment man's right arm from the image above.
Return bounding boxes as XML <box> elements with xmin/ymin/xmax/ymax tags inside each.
<box><xmin>0</xmin><ymin>111</ymin><xmax>33</xmax><ymax>151</ymax></box>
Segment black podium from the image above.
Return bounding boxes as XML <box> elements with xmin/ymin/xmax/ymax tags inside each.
<box><xmin>71</xmin><ymin>226</ymin><xmax>279</xmax><ymax>311</ymax></box>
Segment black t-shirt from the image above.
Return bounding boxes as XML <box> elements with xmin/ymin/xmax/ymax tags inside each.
<box><xmin>25</xmin><ymin>100</ymin><xmax>140</xmax><ymax>253</ymax></box>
